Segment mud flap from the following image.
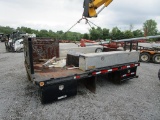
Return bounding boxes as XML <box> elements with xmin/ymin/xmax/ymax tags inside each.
<box><xmin>81</xmin><ymin>76</ymin><xmax>97</xmax><ymax>93</ymax></box>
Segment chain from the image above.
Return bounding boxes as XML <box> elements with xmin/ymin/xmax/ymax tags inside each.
<box><xmin>65</xmin><ymin>16</ymin><xmax>99</xmax><ymax>33</ymax></box>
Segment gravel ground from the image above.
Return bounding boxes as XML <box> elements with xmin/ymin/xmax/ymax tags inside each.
<box><xmin>0</xmin><ymin>42</ymin><xmax>160</xmax><ymax>120</ymax></box>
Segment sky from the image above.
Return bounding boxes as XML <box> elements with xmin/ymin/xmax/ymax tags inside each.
<box><xmin>0</xmin><ymin>0</ymin><xmax>160</xmax><ymax>33</ymax></box>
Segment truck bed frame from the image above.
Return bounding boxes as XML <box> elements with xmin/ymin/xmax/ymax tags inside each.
<box><xmin>24</xmin><ymin>37</ymin><xmax>140</xmax><ymax>104</ymax></box>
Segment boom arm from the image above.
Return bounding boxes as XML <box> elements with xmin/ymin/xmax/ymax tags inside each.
<box><xmin>83</xmin><ymin>0</ymin><xmax>113</xmax><ymax>18</ymax></box>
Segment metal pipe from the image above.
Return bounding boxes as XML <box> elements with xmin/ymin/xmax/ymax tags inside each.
<box><xmin>96</xmin><ymin>5</ymin><xmax>106</xmax><ymax>16</ymax></box>
<box><xmin>146</xmin><ymin>35</ymin><xmax>160</xmax><ymax>39</ymax></box>
<box><xmin>112</xmin><ymin>35</ymin><xmax>160</xmax><ymax>42</ymax></box>
<box><xmin>81</xmin><ymin>35</ymin><xmax>160</xmax><ymax>47</ymax></box>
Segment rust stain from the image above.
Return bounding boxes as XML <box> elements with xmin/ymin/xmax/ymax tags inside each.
<box><xmin>32</xmin><ymin>38</ymin><xmax>59</xmax><ymax>62</ymax></box>
<box><xmin>34</xmin><ymin>63</ymin><xmax>84</xmax><ymax>80</ymax></box>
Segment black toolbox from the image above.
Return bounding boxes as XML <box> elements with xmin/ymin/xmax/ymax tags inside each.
<box><xmin>39</xmin><ymin>78</ymin><xmax>77</xmax><ymax>104</ymax></box>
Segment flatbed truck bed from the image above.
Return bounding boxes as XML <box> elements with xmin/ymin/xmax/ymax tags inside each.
<box><xmin>24</xmin><ymin>37</ymin><xmax>140</xmax><ymax>104</ymax></box>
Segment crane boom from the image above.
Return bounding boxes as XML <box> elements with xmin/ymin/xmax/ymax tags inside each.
<box><xmin>83</xmin><ymin>0</ymin><xmax>113</xmax><ymax>17</ymax></box>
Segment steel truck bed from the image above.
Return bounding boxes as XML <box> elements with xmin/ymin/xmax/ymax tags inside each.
<box><xmin>24</xmin><ymin>37</ymin><xmax>140</xmax><ymax>104</ymax></box>
<box><xmin>34</xmin><ymin>65</ymin><xmax>84</xmax><ymax>81</ymax></box>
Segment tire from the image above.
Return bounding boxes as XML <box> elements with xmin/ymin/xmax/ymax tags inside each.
<box><xmin>95</xmin><ymin>48</ymin><xmax>103</xmax><ymax>53</ymax></box>
<box><xmin>152</xmin><ymin>54</ymin><xmax>160</xmax><ymax>64</ymax></box>
<box><xmin>139</xmin><ymin>52</ymin><xmax>150</xmax><ymax>62</ymax></box>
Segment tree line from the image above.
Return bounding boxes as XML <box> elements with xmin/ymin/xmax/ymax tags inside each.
<box><xmin>0</xmin><ymin>19</ymin><xmax>159</xmax><ymax>41</ymax></box>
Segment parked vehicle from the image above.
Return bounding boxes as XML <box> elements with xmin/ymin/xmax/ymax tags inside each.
<box><xmin>5</xmin><ymin>31</ymin><xmax>22</xmax><ymax>52</ymax></box>
<box><xmin>0</xmin><ymin>33</ymin><xmax>4</xmax><ymax>42</ymax></box>
<box><xmin>139</xmin><ymin>43</ymin><xmax>160</xmax><ymax>63</ymax></box>
<box><xmin>5</xmin><ymin>32</ymin><xmax>36</xmax><ymax>52</ymax></box>
<box><xmin>0</xmin><ymin>33</ymin><xmax>9</xmax><ymax>42</ymax></box>
<box><xmin>24</xmin><ymin>37</ymin><xmax>140</xmax><ymax>104</ymax></box>
<box><xmin>59</xmin><ymin>43</ymin><xmax>103</xmax><ymax>58</ymax></box>
<box><xmin>14</xmin><ymin>33</ymin><xmax>36</xmax><ymax>52</ymax></box>
<box><xmin>108</xmin><ymin>36</ymin><xmax>160</xmax><ymax>64</ymax></box>
<box><xmin>14</xmin><ymin>39</ymin><xmax>24</xmax><ymax>52</ymax></box>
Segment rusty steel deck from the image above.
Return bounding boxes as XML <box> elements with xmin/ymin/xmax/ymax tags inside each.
<box><xmin>33</xmin><ymin>63</ymin><xmax>85</xmax><ymax>82</ymax></box>
<box><xmin>32</xmin><ymin>38</ymin><xmax>59</xmax><ymax>62</ymax></box>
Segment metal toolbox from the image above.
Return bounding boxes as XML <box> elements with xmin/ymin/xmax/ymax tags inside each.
<box><xmin>79</xmin><ymin>51</ymin><xmax>140</xmax><ymax>71</ymax></box>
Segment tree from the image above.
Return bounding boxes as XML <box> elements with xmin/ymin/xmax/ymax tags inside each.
<box><xmin>124</xmin><ymin>30</ymin><xmax>134</xmax><ymax>39</ymax></box>
<box><xmin>48</xmin><ymin>30</ymin><xmax>56</xmax><ymax>38</ymax></box>
<box><xmin>38</xmin><ymin>29</ymin><xmax>49</xmax><ymax>37</ymax></box>
<box><xmin>110</xmin><ymin>27</ymin><xmax>123</xmax><ymax>40</ymax></box>
<box><xmin>17</xmin><ymin>26</ymin><xmax>39</xmax><ymax>35</ymax></box>
<box><xmin>102</xmin><ymin>28</ymin><xmax>110</xmax><ymax>39</ymax></box>
<box><xmin>83</xmin><ymin>33</ymin><xmax>89</xmax><ymax>39</ymax></box>
<box><xmin>56</xmin><ymin>30</ymin><xmax>64</xmax><ymax>39</ymax></box>
<box><xmin>89</xmin><ymin>27</ymin><xmax>103</xmax><ymax>40</ymax></box>
<box><xmin>0</xmin><ymin>26</ymin><xmax>15</xmax><ymax>34</ymax></box>
<box><xmin>143</xmin><ymin>19</ymin><xmax>158</xmax><ymax>36</ymax></box>
<box><xmin>89</xmin><ymin>27</ymin><xmax>97</xmax><ymax>40</ymax></box>
<box><xmin>133</xmin><ymin>29</ymin><xmax>143</xmax><ymax>37</ymax></box>
<box><xmin>62</xmin><ymin>31</ymin><xmax>82</xmax><ymax>41</ymax></box>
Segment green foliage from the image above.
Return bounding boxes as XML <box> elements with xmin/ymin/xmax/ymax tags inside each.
<box><xmin>62</xmin><ymin>32</ymin><xmax>83</xmax><ymax>41</ymax></box>
<box><xmin>102</xmin><ymin>28</ymin><xmax>110</xmax><ymax>39</ymax></box>
<box><xmin>143</xmin><ymin>19</ymin><xmax>158</xmax><ymax>36</ymax></box>
<box><xmin>83</xmin><ymin>33</ymin><xmax>89</xmax><ymax>39</ymax></box>
<box><xmin>0</xmin><ymin>26</ymin><xmax>15</xmax><ymax>34</ymax></box>
<box><xmin>0</xmin><ymin>19</ymin><xmax>159</xmax><ymax>41</ymax></box>
<box><xmin>17</xmin><ymin>27</ymin><xmax>38</xmax><ymax>34</ymax></box>
<box><xmin>110</xmin><ymin>27</ymin><xmax>124</xmax><ymax>40</ymax></box>
<box><xmin>133</xmin><ymin>29</ymin><xmax>143</xmax><ymax>37</ymax></box>
<box><xmin>89</xmin><ymin>27</ymin><xmax>103</xmax><ymax>40</ymax></box>
<box><xmin>124</xmin><ymin>30</ymin><xmax>134</xmax><ymax>38</ymax></box>
<box><xmin>56</xmin><ymin>31</ymin><xmax>64</xmax><ymax>39</ymax></box>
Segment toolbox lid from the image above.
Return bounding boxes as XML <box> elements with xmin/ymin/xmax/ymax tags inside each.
<box><xmin>80</xmin><ymin>51</ymin><xmax>138</xmax><ymax>58</ymax></box>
